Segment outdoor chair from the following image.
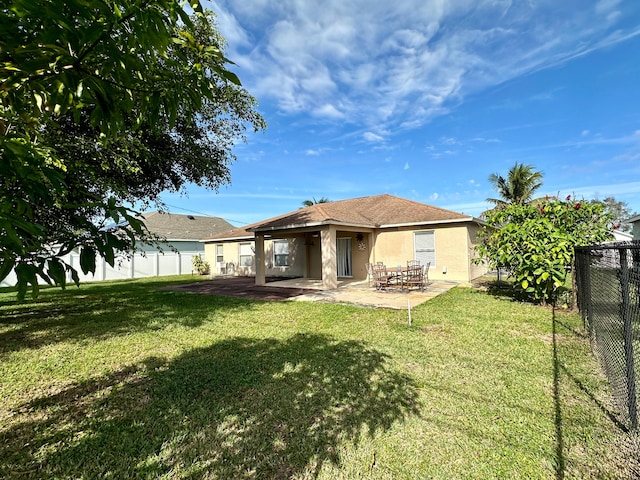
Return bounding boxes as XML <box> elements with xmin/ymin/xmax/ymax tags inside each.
<box><xmin>423</xmin><ymin>262</ymin><xmax>430</xmax><ymax>287</ymax></box>
<box><xmin>404</xmin><ymin>264</ymin><xmax>426</xmax><ymax>292</ymax></box>
<box><xmin>365</xmin><ymin>262</ymin><xmax>374</xmax><ymax>286</ymax></box>
<box><xmin>407</xmin><ymin>259</ymin><xmax>420</xmax><ymax>267</ymax></box>
<box><xmin>372</xmin><ymin>264</ymin><xmax>392</xmax><ymax>290</ymax></box>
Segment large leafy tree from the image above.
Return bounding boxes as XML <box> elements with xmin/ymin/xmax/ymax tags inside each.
<box><xmin>475</xmin><ymin>196</ymin><xmax>613</xmax><ymax>304</ymax></box>
<box><xmin>593</xmin><ymin>196</ymin><xmax>637</xmax><ymax>233</ymax></box>
<box><xmin>1</xmin><ymin>0</ymin><xmax>265</xmax><ymax>298</ymax></box>
<box><xmin>486</xmin><ymin>162</ymin><xmax>544</xmax><ymax>207</ymax></box>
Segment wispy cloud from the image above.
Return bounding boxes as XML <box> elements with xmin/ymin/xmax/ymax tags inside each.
<box><xmin>211</xmin><ymin>0</ymin><xmax>640</xmax><ymax>131</ymax></box>
<box><xmin>363</xmin><ymin>131</ymin><xmax>385</xmax><ymax>143</ymax></box>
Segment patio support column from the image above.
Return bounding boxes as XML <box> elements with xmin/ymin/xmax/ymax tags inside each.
<box><xmin>255</xmin><ymin>233</ymin><xmax>266</xmax><ymax>286</ymax></box>
<box><xmin>321</xmin><ymin>225</ymin><xmax>337</xmax><ymax>290</ymax></box>
<box><xmin>368</xmin><ymin>232</ymin><xmax>376</xmax><ymax>263</ymax></box>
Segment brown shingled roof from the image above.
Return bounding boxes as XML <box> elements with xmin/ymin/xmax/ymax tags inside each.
<box><xmin>204</xmin><ymin>194</ymin><xmax>478</xmax><ymax>241</ymax></box>
<box><xmin>140</xmin><ymin>211</ymin><xmax>234</xmax><ymax>240</ymax></box>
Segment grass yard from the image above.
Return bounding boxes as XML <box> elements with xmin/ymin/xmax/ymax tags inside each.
<box><xmin>0</xmin><ymin>275</ymin><xmax>633</xmax><ymax>479</ymax></box>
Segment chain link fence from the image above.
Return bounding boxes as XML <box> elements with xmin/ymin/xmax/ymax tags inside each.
<box><xmin>575</xmin><ymin>241</ymin><xmax>640</xmax><ymax>430</ymax></box>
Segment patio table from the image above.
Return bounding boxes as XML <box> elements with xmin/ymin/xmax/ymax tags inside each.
<box><xmin>385</xmin><ymin>266</ymin><xmax>409</xmax><ymax>290</ymax></box>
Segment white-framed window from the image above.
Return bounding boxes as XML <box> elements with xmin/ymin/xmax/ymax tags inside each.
<box><xmin>273</xmin><ymin>240</ymin><xmax>289</xmax><ymax>267</ymax></box>
<box><xmin>239</xmin><ymin>242</ymin><xmax>253</xmax><ymax>267</ymax></box>
<box><xmin>216</xmin><ymin>244</ymin><xmax>223</xmax><ymax>263</ymax></box>
<box><xmin>414</xmin><ymin>231</ymin><xmax>435</xmax><ymax>267</ymax></box>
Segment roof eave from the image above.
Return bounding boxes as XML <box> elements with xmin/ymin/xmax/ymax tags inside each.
<box><xmin>249</xmin><ymin>220</ymin><xmax>377</xmax><ymax>232</ymax></box>
<box><xmin>202</xmin><ymin>234</ymin><xmax>254</xmax><ymax>242</ymax></box>
<box><xmin>379</xmin><ymin>217</ymin><xmax>484</xmax><ymax>228</ymax></box>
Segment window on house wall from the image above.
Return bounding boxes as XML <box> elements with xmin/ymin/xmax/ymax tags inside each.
<box><xmin>216</xmin><ymin>244</ymin><xmax>223</xmax><ymax>263</ymax></box>
<box><xmin>239</xmin><ymin>243</ymin><xmax>253</xmax><ymax>267</ymax></box>
<box><xmin>414</xmin><ymin>231</ymin><xmax>435</xmax><ymax>267</ymax></box>
<box><xmin>273</xmin><ymin>240</ymin><xmax>289</xmax><ymax>266</ymax></box>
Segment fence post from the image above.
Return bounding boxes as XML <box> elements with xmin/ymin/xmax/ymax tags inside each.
<box><xmin>584</xmin><ymin>252</ymin><xmax>593</xmax><ymax>333</ymax></box>
<box><xmin>619</xmin><ymin>248</ymin><xmax>638</xmax><ymax>430</ymax></box>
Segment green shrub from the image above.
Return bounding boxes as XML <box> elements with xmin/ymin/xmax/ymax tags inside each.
<box><xmin>192</xmin><ymin>255</ymin><xmax>210</xmax><ymax>275</ymax></box>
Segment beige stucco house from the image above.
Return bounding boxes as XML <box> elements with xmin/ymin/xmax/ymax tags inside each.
<box><xmin>203</xmin><ymin>194</ymin><xmax>488</xmax><ymax>289</ymax></box>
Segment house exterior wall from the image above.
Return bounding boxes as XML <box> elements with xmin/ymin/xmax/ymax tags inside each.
<box><xmin>204</xmin><ymin>238</ymin><xmax>305</xmax><ymax>277</ymax></box>
<box><xmin>335</xmin><ymin>231</ymin><xmax>370</xmax><ymax>281</ymax></box>
<box><xmin>373</xmin><ymin>224</ymin><xmax>480</xmax><ymax>282</ymax></box>
<box><xmin>138</xmin><ymin>240</ymin><xmax>204</xmax><ymax>254</ymax></box>
<box><xmin>467</xmin><ymin>223</ymin><xmax>489</xmax><ymax>281</ymax></box>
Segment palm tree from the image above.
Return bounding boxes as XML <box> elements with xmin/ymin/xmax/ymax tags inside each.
<box><xmin>486</xmin><ymin>162</ymin><xmax>544</xmax><ymax>206</ymax></box>
<box><xmin>301</xmin><ymin>197</ymin><xmax>330</xmax><ymax>208</ymax></box>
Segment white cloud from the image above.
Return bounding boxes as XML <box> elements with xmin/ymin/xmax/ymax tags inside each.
<box><xmin>429</xmin><ymin>192</ymin><xmax>439</xmax><ymax>201</ymax></box>
<box><xmin>313</xmin><ymin>103</ymin><xmax>344</xmax><ymax>119</ymax></box>
<box><xmin>363</xmin><ymin>132</ymin><xmax>385</xmax><ymax>142</ymax></box>
<box><xmin>212</xmin><ymin>0</ymin><xmax>640</xmax><ymax>131</ymax></box>
<box><xmin>404</xmin><ymin>162</ymin><xmax>410</xmax><ymax>170</ymax></box>
<box><xmin>440</xmin><ymin>136</ymin><xmax>458</xmax><ymax>145</ymax></box>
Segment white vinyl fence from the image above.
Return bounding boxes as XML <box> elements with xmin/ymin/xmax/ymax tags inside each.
<box><xmin>1</xmin><ymin>250</ymin><xmax>202</xmax><ymax>288</ymax></box>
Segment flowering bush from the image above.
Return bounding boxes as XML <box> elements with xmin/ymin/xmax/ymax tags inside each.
<box><xmin>475</xmin><ymin>196</ymin><xmax>613</xmax><ymax>303</ymax></box>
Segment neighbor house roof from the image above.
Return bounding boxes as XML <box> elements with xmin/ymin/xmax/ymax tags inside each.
<box><xmin>204</xmin><ymin>194</ymin><xmax>481</xmax><ymax>241</ymax></box>
<box><xmin>140</xmin><ymin>211</ymin><xmax>234</xmax><ymax>240</ymax></box>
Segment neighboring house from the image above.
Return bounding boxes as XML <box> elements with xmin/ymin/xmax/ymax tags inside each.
<box><xmin>139</xmin><ymin>211</ymin><xmax>233</xmax><ymax>254</ymax></box>
<box><xmin>203</xmin><ymin>194</ymin><xmax>488</xmax><ymax>289</ymax></box>
<box><xmin>78</xmin><ymin>211</ymin><xmax>234</xmax><ymax>281</ymax></box>
<box><xmin>0</xmin><ymin>212</ymin><xmax>234</xmax><ymax>287</ymax></box>
<box><xmin>628</xmin><ymin>214</ymin><xmax>640</xmax><ymax>240</ymax></box>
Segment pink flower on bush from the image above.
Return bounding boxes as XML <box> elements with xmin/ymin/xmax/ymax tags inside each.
<box><xmin>574</xmin><ymin>202</ymin><xmax>581</xmax><ymax>210</ymax></box>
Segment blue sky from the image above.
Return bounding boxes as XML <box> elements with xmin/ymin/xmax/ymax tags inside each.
<box><xmin>161</xmin><ymin>0</ymin><xmax>640</xmax><ymax>226</ymax></box>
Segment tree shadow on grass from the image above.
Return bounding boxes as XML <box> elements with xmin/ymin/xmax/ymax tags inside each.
<box><xmin>1</xmin><ymin>333</ymin><xmax>421</xmax><ymax>479</ymax></box>
<box><xmin>0</xmin><ymin>279</ymin><xmax>264</xmax><ymax>356</ymax></box>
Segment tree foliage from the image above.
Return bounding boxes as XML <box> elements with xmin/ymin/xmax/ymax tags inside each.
<box><xmin>475</xmin><ymin>196</ymin><xmax>613</xmax><ymax>303</ymax></box>
<box><xmin>593</xmin><ymin>196</ymin><xmax>637</xmax><ymax>233</ymax></box>
<box><xmin>1</xmin><ymin>0</ymin><xmax>265</xmax><ymax>298</ymax></box>
<box><xmin>301</xmin><ymin>197</ymin><xmax>331</xmax><ymax>208</ymax></box>
<box><xmin>486</xmin><ymin>162</ymin><xmax>544</xmax><ymax>207</ymax></box>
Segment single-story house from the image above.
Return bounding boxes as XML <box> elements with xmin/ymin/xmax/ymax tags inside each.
<box><xmin>139</xmin><ymin>211</ymin><xmax>233</xmax><ymax>254</ymax></box>
<box><xmin>203</xmin><ymin>194</ymin><xmax>488</xmax><ymax>289</ymax></box>
<box><xmin>0</xmin><ymin>212</ymin><xmax>235</xmax><ymax>287</ymax></box>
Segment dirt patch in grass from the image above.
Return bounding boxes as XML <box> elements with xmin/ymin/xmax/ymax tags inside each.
<box><xmin>160</xmin><ymin>276</ymin><xmax>317</xmax><ymax>301</ymax></box>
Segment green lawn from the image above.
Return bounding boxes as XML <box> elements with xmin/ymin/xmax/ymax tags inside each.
<box><xmin>0</xmin><ymin>276</ymin><xmax>633</xmax><ymax>479</ymax></box>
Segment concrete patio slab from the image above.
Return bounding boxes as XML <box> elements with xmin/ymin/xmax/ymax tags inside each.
<box><xmin>272</xmin><ymin>279</ymin><xmax>459</xmax><ymax>309</ymax></box>
<box><xmin>165</xmin><ymin>276</ymin><xmax>459</xmax><ymax>310</ymax></box>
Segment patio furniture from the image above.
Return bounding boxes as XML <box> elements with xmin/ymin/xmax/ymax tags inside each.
<box><xmin>404</xmin><ymin>263</ymin><xmax>427</xmax><ymax>292</ymax></box>
<box><xmin>372</xmin><ymin>264</ymin><xmax>392</xmax><ymax>290</ymax></box>
<box><xmin>407</xmin><ymin>259</ymin><xmax>420</xmax><ymax>267</ymax></box>
<box><xmin>365</xmin><ymin>262</ymin><xmax>374</xmax><ymax>286</ymax></box>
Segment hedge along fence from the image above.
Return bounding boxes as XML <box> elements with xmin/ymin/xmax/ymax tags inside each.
<box><xmin>575</xmin><ymin>241</ymin><xmax>640</xmax><ymax>430</ymax></box>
